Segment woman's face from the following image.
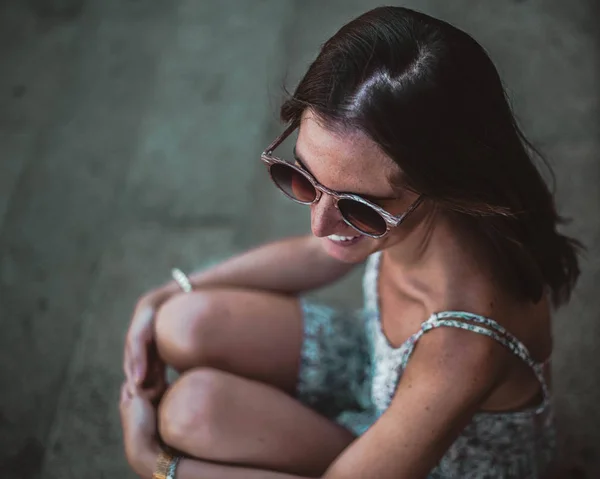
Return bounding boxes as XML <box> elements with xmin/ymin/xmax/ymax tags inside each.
<box><xmin>295</xmin><ymin>110</ymin><xmax>424</xmax><ymax>263</ymax></box>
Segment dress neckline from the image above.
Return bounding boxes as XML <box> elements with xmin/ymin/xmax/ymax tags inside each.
<box><xmin>370</xmin><ymin>251</ymin><xmax>413</xmax><ymax>352</ymax></box>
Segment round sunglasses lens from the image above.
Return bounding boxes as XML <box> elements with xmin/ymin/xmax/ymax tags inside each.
<box><xmin>338</xmin><ymin>199</ymin><xmax>387</xmax><ymax>236</ymax></box>
<box><xmin>270</xmin><ymin>163</ymin><xmax>316</xmax><ymax>203</ymax></box>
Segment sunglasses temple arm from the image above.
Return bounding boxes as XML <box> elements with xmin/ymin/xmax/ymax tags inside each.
<box><xmin>264</xmin><ymin>123</ymin><xmax>297</xmax><ymax>155</ymax></box>
<box><xmin>390</xmin><ymin>196</ymin><xmax>424</xmax><ymax>225</ymax></box>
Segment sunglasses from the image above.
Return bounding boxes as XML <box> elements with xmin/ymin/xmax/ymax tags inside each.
<box><xmin>260</xmin><ymin>124</ymin><xmax>423</xmax><ymax>238</ymax></box>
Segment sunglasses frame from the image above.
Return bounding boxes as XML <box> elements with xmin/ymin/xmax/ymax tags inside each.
<box><xmin>260</xmin><ymin>123</ymin><xmax>423</xmax><ymax>238</ymax></box>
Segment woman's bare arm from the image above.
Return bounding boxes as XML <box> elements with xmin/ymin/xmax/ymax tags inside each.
<box><xmin>154</xmin><ymin>235</ymin><xmax>357</xmax><ymax>298</ymax></box>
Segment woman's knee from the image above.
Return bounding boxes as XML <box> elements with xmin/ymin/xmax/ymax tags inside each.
<box><xmin>157</xmin><ymin>367</ymin><xmax>228</xmax><ymax>454</ymax></box>
<box><xmin>155</xmin><ymin>291</ymin><xmax>224</xmax><ymax>371</ymax></box>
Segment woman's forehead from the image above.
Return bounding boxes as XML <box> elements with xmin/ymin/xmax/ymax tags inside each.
<box><xmin>297</xmin><ymin>111</ymin><xmax>379</xmax><ymax>157</ymax></box>
<box><xmin>295</xmin><ymin>111</ymin><xmax>401</xmax><ymax>194</ymax></box>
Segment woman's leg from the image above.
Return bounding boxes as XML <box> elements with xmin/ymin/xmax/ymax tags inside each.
<box><xmin>158</xmin><ymin>367</ymin><xmax>355</xmax><ymax>478</ymax></box>
<box><xmin>154</xmin><ymin>289</ymin><xmax>305</xmax><ymax>394</ymax></box>
<box><xmin>154</xmin><ymin>289</ymin><xmax>362</xmax><ymax>475</ymax></box>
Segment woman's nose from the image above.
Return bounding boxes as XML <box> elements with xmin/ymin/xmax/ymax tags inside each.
<box><xmin>310</xmin><ymin>194</ymin><xmax>344</xmax><ymax>237</ymax></box>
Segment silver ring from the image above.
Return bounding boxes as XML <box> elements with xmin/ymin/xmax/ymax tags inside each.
<box><xmin>171</xmin><ymin>268</ymin><xmax>192</xmax><ymax>293</ymax></box>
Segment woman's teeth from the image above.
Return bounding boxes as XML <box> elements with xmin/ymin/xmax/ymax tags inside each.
<box><xmin>327</xmin><ymin>234</ymin><xmax>360</xmax><ymax>242</ymax></box>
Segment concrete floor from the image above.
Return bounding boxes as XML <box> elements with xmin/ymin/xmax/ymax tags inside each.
<box><xmin>0</xmin><ymin>1</ymin><xmax>598</xmax><ymax>477</ymax></box>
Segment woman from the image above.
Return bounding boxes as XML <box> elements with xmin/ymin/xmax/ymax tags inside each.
<box><xmin>120</xmin><ymin>6</ymin><xmax>581</xmax><ymax>478</ymax></box>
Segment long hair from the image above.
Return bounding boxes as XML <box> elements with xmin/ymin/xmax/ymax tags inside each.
<box><xmin>281</xmin><ymin>6</ymin><xmax>582</xmax><ymax>307</ymax></box>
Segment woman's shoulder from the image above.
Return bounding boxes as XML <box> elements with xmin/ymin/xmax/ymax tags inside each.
<box><xmin>428</xmin><ymin>279</ymin><xmax>553</xmax><ymax>365</ymax></box>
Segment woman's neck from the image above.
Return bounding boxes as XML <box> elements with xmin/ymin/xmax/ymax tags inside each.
<box><xmin>384</xmin><ymin>212</ymin><xmax>500</xmax><ymax>313</ymax></box>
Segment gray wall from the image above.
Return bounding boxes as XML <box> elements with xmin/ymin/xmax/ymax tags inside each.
<box><xmin>0</xmin><ymin>0</ymin><xmax>598</xmax><ymax>477</ymax></box>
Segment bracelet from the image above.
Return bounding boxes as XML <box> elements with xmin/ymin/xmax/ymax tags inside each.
<box><xmin>153</xmin><ymin>450</ymin><xmax>181</xmax><ymax>479</ymax></box>
<box><xmin>168</xmin><ymin>456</ymin><xmax>181</xmax><ymax>479</ymax></box>
<box><xmin>171</xmin><ymin>268</ymin><xmax>192</xmax><ymax>293</ymax></box>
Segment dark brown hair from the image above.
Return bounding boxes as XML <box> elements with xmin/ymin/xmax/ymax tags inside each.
<box><xmin>281</xmin><ymin>6</ymin><xmax>582</xmax><ymax>307</ymax></box>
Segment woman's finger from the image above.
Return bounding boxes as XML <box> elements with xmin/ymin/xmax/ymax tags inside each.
<box><xmin>144</xmin><ymin>376</ymin><xmax>168</xmax><ymax>405</ymax></box>
<box><xmin>126</xmin><ymin>373</ymin><xmax>137</xmax><ymax>397</ymax></box>
<box><xmin>138</xmin><ymin>385</ymin><xmax>163</xmax><ymax>404</ymax></box>
<box><xmin>129</xmin><ymin>336</ymin><xmax>147</xmax><ymax>386</ymax></box>
<box><xmin>124</xmin><ymin>342</ymin><xmax>134</xmax><ymax>380</ymax></box>
<box><xmin>123</xmin><ymin>346</ymin><xmax>129</xmax><ymax>378</ymax></box>
<box><xmin>120</xmin><ymin>382</ymin><xmax>131</xmax><ymax>408</ymax></box>
<box><xmin>124</xmin><ymin>345</ymin><xmax>140</xmax><ymax>397</ymax></box>
<box><xmin>131</xmin><ymin>305</ymin><xmax>157</xmax><ymax>384</ymax></box>
<box><xmin>138</xmin><ymin>358</ymin><xmax>167</xmax><ymax>401</ymax></box>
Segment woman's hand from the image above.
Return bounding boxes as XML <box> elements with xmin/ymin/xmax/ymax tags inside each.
<box><xmin>119</xmin><ymin>383</ymin><xmax>160</xmax><ymax>477</ymax></box>
<box><xmin>124</xmin><ymin>291</ymin><xmax>169</xmax><ymax>399</ymax></box>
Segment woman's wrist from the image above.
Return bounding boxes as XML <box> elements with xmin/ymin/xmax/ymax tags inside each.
<box><xmin>133</xmin><ymin>442</ymin><xmax>161</xmax><ymax>478</ymax></box>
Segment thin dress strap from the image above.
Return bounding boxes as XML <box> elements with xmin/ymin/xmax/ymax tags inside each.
<box><xmin>407</xmin><ymin>311</ymin><xmax>550</xmax><ymax>414</ymax></box>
